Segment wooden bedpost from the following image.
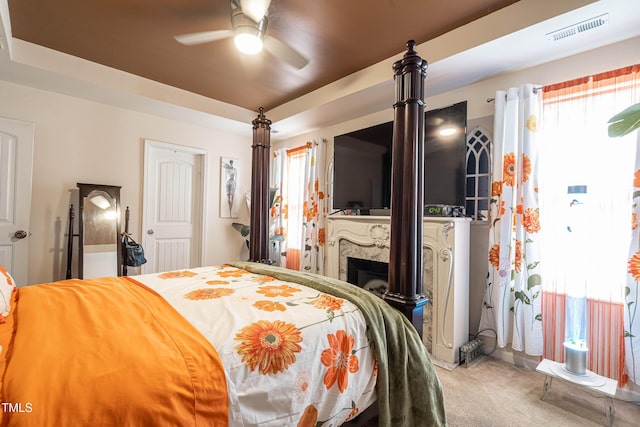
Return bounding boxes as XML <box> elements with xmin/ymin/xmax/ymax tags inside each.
<box><xmin>384</xmin><ymin>40</ymin><xmax>429</xmax><ymax>335</ymax></box>
<box><xmin>250</xmin><ymin>107</ymin><xmax>273</xmax><ymax>264</ymax></box>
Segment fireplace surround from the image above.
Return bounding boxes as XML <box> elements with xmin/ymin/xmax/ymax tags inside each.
<box><xmin>326</xmin><ymin>215</ymin><xmax>471</xmax><ymax>364</ymax></box>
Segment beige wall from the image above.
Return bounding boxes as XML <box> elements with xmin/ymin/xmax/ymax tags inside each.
<box><xmin>0</xmin><ymin>80</ymin><xmax>253</xmax><ymax>285</ymax></box>
<box><xmin>274</xmin><ymin>35</ymin><xmax>640</xmax><ymax>337</ymax></box>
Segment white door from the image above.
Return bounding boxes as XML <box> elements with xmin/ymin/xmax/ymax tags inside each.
<box><xmin>142</xmin><ymin>140</ymin><xmax>206</xmax><ymax>274</ymax></box>
<box><xmin>0</xmin><ymin>117</ymin><xmax>34</xmax><ymax>286</ymax></box>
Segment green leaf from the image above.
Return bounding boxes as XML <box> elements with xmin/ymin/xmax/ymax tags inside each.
<box><xmin>231</xmin><ymin>222</ymin><xmax>250</xmax><ymax>237</ymax></box>
<box><xmin>608</xmin><ymin>102</ymin><xmax>640</xmax><ymax>137</ymax></box>
<box><xmin>528</xmin><ymin>274</ymin><xmax>542</xmax><ymax>290</ymax></box>
<box><xmin>527</xmin><ymin>261</ymin><xmax>539</xmax><ymax>270</ymax></box>
<box><xmin>535</xmin><ymin>313</ymin><xmax>542</xmax><ymax>321</ymax></box>
<box><xmin>624</xmin><ymin>331</ymin><xmax>635</xmax><ymax>338</ymax></box>
<box><xmin>626</xmin><ymin>286</ymin><xmax>631</xmax><ymax>298</ymax></box>
<box><xmin>515</xmin><ymin>290</ymin><xmax>531</xmax><ymax>305</ymax></box>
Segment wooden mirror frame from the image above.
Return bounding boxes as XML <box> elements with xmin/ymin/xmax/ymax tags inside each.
<box><xmin>77</xmin><ymin>183</ymin><xmax>122</xmax><ymax>279</ymax></box>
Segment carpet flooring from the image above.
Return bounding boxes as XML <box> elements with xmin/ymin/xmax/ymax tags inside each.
<box><xmin>436</xmin><ymin>356</ymin><xmax>640</xmax><ymax>426</ymax></box>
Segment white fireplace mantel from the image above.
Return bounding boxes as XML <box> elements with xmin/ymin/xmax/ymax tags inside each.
<box><xmin>326</xmin><ymin>215</ymin><xmax>471</xmax><ymax>365</ymax></box>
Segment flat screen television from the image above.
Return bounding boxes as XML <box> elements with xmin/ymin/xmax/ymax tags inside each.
<box><xmin>332</xmin><ymin>101</ymin><xmax>467</xmax><ymax>212</ymax></box>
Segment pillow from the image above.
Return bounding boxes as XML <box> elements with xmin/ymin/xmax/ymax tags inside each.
<box><xmin>0</xmin><ymin>265</ymin><xmax>16</xmax><ymax>317</ymax></box>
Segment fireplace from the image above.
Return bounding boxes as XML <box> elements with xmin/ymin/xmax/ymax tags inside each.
<box><xmin>347</xmin><ymin>257</ymin><xmax>389</xmax><ymax>297</ymax></box>
<box><xmin>326</xmin><ymin>216</ymin><xmax>471</xmax><ymax>365</ymax></box>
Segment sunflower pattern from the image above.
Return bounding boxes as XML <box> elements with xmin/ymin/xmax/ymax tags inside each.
<box><xmin>625</xmin><ymin>162</ymin><xmax>640</xmax><ymax>384</ymax></box>
<box><xmin>137</xmin><ymin>264</ymin><xmax>378</xmax><ymax>426</ymax></box>
<box><xmin>480</xmin><ymin>86</ymin><xmax>543</xmax><ymax>354</ymax></box>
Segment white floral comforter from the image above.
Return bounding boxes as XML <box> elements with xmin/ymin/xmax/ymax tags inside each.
<box><xmin>136</xmin><ymin>264</ymin><xmax>377</xmax><ymax>426</ymax></box>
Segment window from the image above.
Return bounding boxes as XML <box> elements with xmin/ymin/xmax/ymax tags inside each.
<box><xmin>540</xmin><ymin>68</ymin><xmax>640</xmax><ymax>303</ymax></box>
<box><xmin>283</xmin><ymin>146</ymin><xmax>307</xmax><ymax>270</ymax></box>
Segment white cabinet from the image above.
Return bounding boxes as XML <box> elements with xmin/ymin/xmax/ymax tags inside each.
<box><xmin>326</xmin><ymin>216</ymin><xmax>470</xmax><ymax>364</ymax></box>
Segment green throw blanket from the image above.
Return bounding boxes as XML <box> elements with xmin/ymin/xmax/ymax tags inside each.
<box><xmin>229</xmin><ymin>262</ymin><xmax>447</xmax><ymax>427</ymax></box>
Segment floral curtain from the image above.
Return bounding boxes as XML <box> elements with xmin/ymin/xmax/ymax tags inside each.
<box><xmin>270</xmin><ymin>148</ymin><xmax>288</xmax><ymax>267</ymax></box>
<box><xmin>270</xmin><ymin>140</ymin><xmax>327</xmax><ymax>274</ymax></box>
<box><xmin>626</xmin><ymin>130</ymin><xmax>640</xmax><ymax>385</ymax></box>
<box><xmin>478</xmin><ymin>84</ymin><xmax>543</xmax><ymax>355</ymax></box>
<box><xmin>301</xmin><ymin>140</ymin><xmax>327</xmax><ymax>275</ymax></box>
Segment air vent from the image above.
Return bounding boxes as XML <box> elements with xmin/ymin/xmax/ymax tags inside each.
<box><xmin>546</xmin><ymin>13</ymin><xmax>609</xmax><ymax>42</ymax></box>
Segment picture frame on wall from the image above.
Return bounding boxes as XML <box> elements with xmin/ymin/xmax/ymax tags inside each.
<box><xmin>220</xmin><ymin>156</ymin><xmax>240</xmax><ymax>218</ymax></box>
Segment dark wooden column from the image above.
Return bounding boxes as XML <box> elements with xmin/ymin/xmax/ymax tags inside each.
<box><xmin>384</xmin><ymin>40</ymin><xmax>429</xmax><ymax>335</ymax></box>
<box><xmin>249</xmin><ymin>107</ymin><xmax>272</xmax><ymax>264</ymax></box>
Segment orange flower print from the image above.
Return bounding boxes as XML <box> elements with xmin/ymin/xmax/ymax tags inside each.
<box><xmin>318</xmin><ymin>227</ymin><xmax>326</xmax><ymax>246</ymax></box>
<box><xmin>521</xmin><ymin>154</ymin><xmax>532</xmax><ymax>183</ymax></box>
<box><xmin>345</xmin><ymin>406</ymin><xmax>359</xmax><ymax>423</ymax></box>
<box><xmin>184</xmin><ymin>288</ymin><xmax>234</xmax><ymax>300</ymax></box>
<box><xmin>503</xmin><ymin>153</ymin><xmax>516</xmax><ymax>187</ymax></box>
<box><xmin>523</xmin><ymin>208</ymin><xmax>541</xmax><ymax>233</ymax></box>
<box><xmin>514</xmin><ymin>240</ymin><xmax>523</xmax><ymax>273</ymax></box>
<box><xmin>526</xmin><ymin>114</ymin><xmax>539</xmax><ymax>133</ymax></box>
<box><xmin>252</xmin><ymin>275</ymin><xmax>277</xmax><ymax>283</ymax></box>
<box><xmin>492</xmin><ymin>181</ymin><xmax>502</xmax><ymax>197</ymax></box>
<box><xmin>253</xmin><ymin>300</ymin><xmax>286</xmax><ymax>312</ymax></box>
<box><xmin>311</xmin><ymin>294</ymin><xmax>344</xmax><ymax>311</ymax></box>
<box><xmin>297</xmin><ymin>405</ymin><xmax>318</xmax><ymax>427</ymax></box>
<box><xmin>489</xmin><ymin>244</ymin><xmax>500</xmax><ymax>270</ymax></box>
<box><xmin>217</xmin><ymin>268</ymin><xmax>249</xmax><ymax>278</ymax></box>
<box><xmin>235</xmin><ymin>320</ymin><xmax>302</xmax><ymax>375</ymax></box>
<box><xmin>318</xmin><ymin>191</ymin><xmax>325</xmax><ymax>200</ymax></box>
<box><xmin>373</xmin><ymin>356</ymin><xmax>379</xmax><ymax>378</ymax></box>
<box><xmin>628</xmin><ymin>251</ymin><xmax>640</xmax><ymax>281</ymax></box>
<box><xmin>158</xmin><ymin>270</ymin><xmax>197</xmax><ymax>279</ymax></box>
<box><xmin>321</xmin><ymin>330</ymin><xmax>359</xmax><ymax>393</ymax></box>
<box><xmin>516</xmin><ymin>204</ymin><xmax>524</xmax><ymax>215</ymax></box>
<box><xmin>500</xmin><ymin>200</ymin><xmax>506</xmax><ymax>216</ymax></box>
<box><xmin>257</xmin><ymin>284</ymin><xmax>302</xmax><ymax>298</ymax></box>
<box><xmin>293</xmin><ymin>371</ymin><xmax>312</xmax><ymax>404</ymax></box>
<box><xmin>206</xmin><ymin>280</ymin><xmax>229</xmax><ymax>285</ymax></box>
<box><xmin>634</xmin><ymin>169</ymin><xmax>640</xmax><ymax>188</ymax></box>
<box><xmin>632</xmin><ymin>212</ymin><xmax>638</xmax><ymax>231</ymax></box>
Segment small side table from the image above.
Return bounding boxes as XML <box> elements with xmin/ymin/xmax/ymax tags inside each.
<box><xmin>536</xmin><ymin>359</ymin><xmax>617</xmax><ymax>427</ymax></box>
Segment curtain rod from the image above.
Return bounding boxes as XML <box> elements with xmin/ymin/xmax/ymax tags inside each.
<box><xmin>486</xmin><ymin>86</ymin><xmax>542</xmax><ymax>103</ymax></box>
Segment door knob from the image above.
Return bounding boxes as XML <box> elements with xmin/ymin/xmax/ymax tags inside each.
<box><xmin>14</xmin><ymin>230</ymin><xmax>28</xmax><ymax>239</ymax></box>
<box><xmin>147</xmin><ymin>229</ymin><xmax>154</xmax><ymax>235</ymax></box>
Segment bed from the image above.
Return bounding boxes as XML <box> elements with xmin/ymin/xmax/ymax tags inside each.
<box><xmin>0</xmin><ymin>41</ymin><xmax>446</xmax><ymax>426</ymax></box>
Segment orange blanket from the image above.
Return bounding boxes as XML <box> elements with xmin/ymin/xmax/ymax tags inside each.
<box><xmin>0</xmin><ymin>276</ymin><xmax>228</xmax><ymax>427</ymax></box>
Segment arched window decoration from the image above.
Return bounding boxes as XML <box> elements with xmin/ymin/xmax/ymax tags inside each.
<box><xmin>465</xmin><ymin>127</ymin><xmax>491</xmax><ymax>220</ymax></box>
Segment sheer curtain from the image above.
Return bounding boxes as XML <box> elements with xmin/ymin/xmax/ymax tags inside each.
<box><xmin>539</xmin><ymin>65</ymin><xmax>640</xmax><ymax>383</ymax></box>
<box><xmin>271</xmin><ymin>140</ymin><xmax>327</xmax><ymax>273</ymax></box>
<box><xmin>478</xmin><ymin>84</ymin><xmax>544</xmax><ymax>355</ymax></box>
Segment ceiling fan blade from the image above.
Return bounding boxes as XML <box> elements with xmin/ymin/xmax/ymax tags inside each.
<box><xmin>263</xmin><ymin>35</ymin><xmax>309</xmax><ymax>69</ymax></box>
<box><xmin>239</xmin><ymin>0</ymin><xmax>272</xmax><ymax>23</ymax></box>
<box><xmin>174</xmin><ymin>30</ymin><xmax>234</xmax><ymax>46</ymax></box>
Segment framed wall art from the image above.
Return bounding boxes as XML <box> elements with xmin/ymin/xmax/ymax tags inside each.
<box><xmin>220</xmin><ymin>156</ymin><xmax>240</xmax><ymax>218</ymax></box>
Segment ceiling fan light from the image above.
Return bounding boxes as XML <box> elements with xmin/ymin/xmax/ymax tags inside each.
<box><xmin>234</xmin><ymin>33</ymin><xmax>263</xmax><ymax>54</ymax></box>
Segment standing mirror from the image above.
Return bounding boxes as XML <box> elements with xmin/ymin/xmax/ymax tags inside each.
<box><xmin>77</xmin><ymin>183</ymin><xmax>122</xmax><ymax>279</ymax></box>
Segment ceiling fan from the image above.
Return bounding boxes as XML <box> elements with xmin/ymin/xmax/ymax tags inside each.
<box><xmin>174</xmin><ymin>0</ymin><xmax>309</xmax><ymax>69</ymax></box>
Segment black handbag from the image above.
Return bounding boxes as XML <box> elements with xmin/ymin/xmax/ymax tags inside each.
<box><xmin>123</xmin><ymin>234</ymin><xmax>147</xmax><ymax>267</ymax></box>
